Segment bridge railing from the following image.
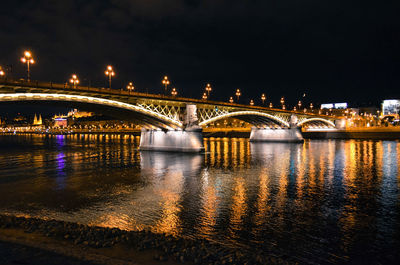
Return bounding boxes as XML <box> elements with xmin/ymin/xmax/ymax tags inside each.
<box><xmin>0</xmin><ymin>77</ymin><xmax>336</xmax><ymax>118</ymax></box>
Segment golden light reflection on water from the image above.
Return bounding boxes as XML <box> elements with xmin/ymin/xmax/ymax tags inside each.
<box><xmin>253</xmin><ymin>170</ymin><xmax>270</xmax><ymax>230</ymax></box>
<box><xmin>228</xmin><ymin>176</ymin><xmax>247</xmax><ymax>239</ymax></box>
<box><xmin>196</xmin><ymin>170</ymin><xmax>218</xmax><ymax>238</ymax></box>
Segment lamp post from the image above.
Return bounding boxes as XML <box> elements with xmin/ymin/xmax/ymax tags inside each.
<box><xmin>21</xmin><ymin>51</ymin><xmax>35</xmax><ymax>81</ymax></box>
<box><xmin>126</xmin><ymin>82</ymin><xmax>134</xmax><ymax>93</ymax></box>
<box><xmin>171</xmin><ymin>87</ymin><xmax>178</xmax><ymax>97</ymax></box>
<box><xmin>269</xmin><ymin>102</ymin><xmax>273</xmax><ymax>108</ymax></box>
<box><xmin>261</xmin><ymin>93</ymin><xmax>266</xmax><ymax>105</ymax></box>
<box><xmin>105</xmin><ymin>65</ymin><xmax>115</xmax><ymax>89</ymax></box>
<box><xmin>162</xmin><ymin>76</ymin><xmax>170</xmax><ymax>95</ymax></box>
<box><xmin>229</xmin><ymin>96</ymin><xmax>234</xmax><ymax>103</ymax></box>
<box><xmin>235</xmin><ymin>88</ymin><xmax>241</xmax><ymax>102</ymax></box>
<box><xmin>310</xmin><ymin>103</ymin><xmax>313</xmax><ymax>112</ymax></box>
<box><xmin>0</xmin><ymin>66</ymin><xmax>4</xmax><ymax>77</ymax></box>
<box><xmin>205</xmin><ymin>83</ymin><xmax>212</xmax><ymax>97</ymax></box>
<box><xmin>69</xmin><ymin>74</ymin><xmax>79</xmax><ymax>88</ymax></box>
<box><xmin>280</xmin><ymin>97</ymin><xmax>285</xmax><ymax>109</ymax></box>
<box><xmin>250</xmin><ymin>99</ymin><xmax>254</xmax><ymax>106</ymax></box>
<box><xmin>202</xmin><ymin>92</ymin><xmax>208</xmax><ymax>100</ymax></box>
<box><xmin>298</xmin><ymin>100</ymin><xmax>302</xmax><ymax>109</ymax></box>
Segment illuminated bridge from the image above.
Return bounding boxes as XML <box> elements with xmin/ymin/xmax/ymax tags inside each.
<box><xmin>0</xmin><ymin>78</ymin><xmax>337</xmax><ymax>152</ymax></box>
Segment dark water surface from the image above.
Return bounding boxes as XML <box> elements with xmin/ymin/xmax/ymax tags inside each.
<box><xmin>0</xmin><ymin>134</ymin><xmax>399</xmax><ymax>264</ymax></box>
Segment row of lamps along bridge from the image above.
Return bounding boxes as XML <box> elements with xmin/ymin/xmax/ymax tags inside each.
<box><xmin>0</xmin><ymin>50</ymin><xmax>319</xmax><ymax>113</ymax></box>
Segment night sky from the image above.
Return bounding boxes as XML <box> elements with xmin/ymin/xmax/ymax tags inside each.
<box><xmin>1</xmin><ymin>0</ymin><xmax>399</xmax><ymax>113</ymax></box>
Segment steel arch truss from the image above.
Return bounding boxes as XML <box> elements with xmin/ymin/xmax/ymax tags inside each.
<box><xmin>0</xmin><ymin>93</ymin><xmax>183</xmax><ymax>129</ymax></box>
<box><xmin>136</xmin><ymin>102</ymin><xmax>182</xmax><ymax>123</ymax></box>
<box><xmin>297</xmin><ymin>117</ymin><xmax>335</xmax><ymax>128</ymax></box>
<box><xmin>198</xmin><ymin>110</ymin><xmax>291</xmax><ymax>128</ymax></box>
<box><xmin>197</xmin><ymin>108</ymin><xmax>230</xmax><ymax>123</ymax></box>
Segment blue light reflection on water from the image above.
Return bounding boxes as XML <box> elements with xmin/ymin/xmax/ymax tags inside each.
<box><xmin>0</xmin><ymin>134</ymin><xmax>399</xmax><ymax>264</ymax></box>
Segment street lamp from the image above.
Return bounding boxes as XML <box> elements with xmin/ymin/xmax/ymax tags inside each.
<box><xmin>21</xmin><ymin>51</ymin><xmax>35</xmax><ymax>81</ymax></box>
<box><xmin>298</xmin><ymin>100</ymin><xmax>302</xmax><ymax>109</ymax></box>
<box><xmin>171</xmin><ymin>87</ymin><xmax>177</xmax><ymax>97</ymax></box>
<box><xmin>202</xmin><ymin>92</ymin><xmax>208</xmax><ymax>100</ymax></box>
<box><xmin>105</xmin><ymin>65</ymin><xmax>115</xmax><ymax>89</ymax></box>
<box><xmin>69</xmin><ymin>74</ymin><xmax>79</xmax><ymax>88</ymax></box>
<box><xmin>0</xmin><ymin>66</ymin><xmax>4</xmax><ymax>77</ymax></box>
<box><xmin>269</xmin><ymin>102</ymin><xmax>273</xmax><ymax>108</ymax></box>
<box><xmin>261</xmin><ymin>93</ymin><xmax>266</xmax><ymax>104</ymax></box>
<box><xmin>126</xmin><ymin>82</ymin><xmax>134</xmax><ymax>93</ymax></box>
<box><xmin>280</xmin><ymin>97</ymin><xmax>285</xmax><ymax>109</ymax></box>
<box><xmin>235</xmin><ymin>88</ymin><xmax>241</xmax><ymax>101</ymax></box>
<box><xmin>205</xmin><ymin>83</ymin><xmax>212</xmax><ymax>97</ymax></box>
<box><xmin>250</xmin><ymin>99</ymin><xmax>254</xmax><ymax>106</ymax></box>
<box><xmin>162</xmin><ymin>76</ymin><xmax>170</xmax><ymax>95</ymax></box>
<box><xmin>229</xmin><ymin>96</ymin><xmax>234</xmax><ymax>103</ymax></box>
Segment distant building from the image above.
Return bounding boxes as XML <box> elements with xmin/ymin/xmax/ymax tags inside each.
<box><xmin>33</xmin><ymin>114</ymin><xmax>43</xmax><ymax>125</ymax></box>
<box><xmin>67</xmin><ymin>109</ymin><xmax>94</xmax><ymax>119</ymax></box>
<box><xmin>382</xmin><ymin>99</ymin><xmax>400</xmax><ymax>116</ymax></box>
<box><xmin>321</xmin><ymin>103</ymin><xmax>348</xmax><ymax>109</ymax></box>
<box><xmin>53</xmin><ymin>117</ymin><xmax>68</xmax><ymax>127</ymax></box>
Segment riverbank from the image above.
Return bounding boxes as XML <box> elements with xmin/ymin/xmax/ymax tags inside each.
<box><xmin>0</xmin><ymin>215</ymin><xmax>290</xmax><ymax>265</ymax></box>
<box><xmin>3</xmin><ymin>128</ymin><xmax>400</xmax><ymax>140</ymax></box>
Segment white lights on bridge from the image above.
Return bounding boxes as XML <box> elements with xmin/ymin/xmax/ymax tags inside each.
<box><xmin>0</xmin><ymin>93</ymin><xmax>183</xmax><ymax>128</ymax></box>
<box><xmin>199</xmin><ymin>111</ymin><xmax>291</xmax><ymax>128</ymax></box>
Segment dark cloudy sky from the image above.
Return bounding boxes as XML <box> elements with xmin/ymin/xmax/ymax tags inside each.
<box><xmin>1</xmin><ymin>0</ymin><xmax>399</xmax><ymax>108</ymax></box>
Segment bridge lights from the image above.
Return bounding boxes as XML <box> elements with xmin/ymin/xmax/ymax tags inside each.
<box><xmin>250</xmin><ymin>99</ymin><xmax>254</xmax><ymax>106</ymax></box>
<box><xmin>205</xmin><ymin>83</ymin><xmax>212</xmax><ymax>97</ymax></box>
<box><xmin>105</xmin><ymin>65</ymin><xmax>115</xmax><ymax>89</ymax></box>
<box><xmin>280</xmin><ymin>97</ymin><xmax>285</xmax><ymax>109</ymax></box>
<box><xmin>202</xmin><ymin>92</ymin><xmax>208</xmax><ymax>100</ymax></box>
<box><xmin>229</xmin><ymin>96</ymin><xmax>234</xmax><ymax>103</ymax></box>
<box><xmin>162</xmin><ymin>76</ymin><xmax>170</xmax><ymax>95</ymax></box>
<box><xmin>21</xmin><ymin>51</ymin><xmax>35</xmax><ymax>81</ymax></box>
<box><xmin>235</xmin><ymin>88</ymin><xmax>241</xmax><ymax>101</ymax></box>
<box><xmin>126</xmin><ymin>82</ymin><xmax>134</xmax><ymax>93</ymax></box>
<box><xmin>69</xmin><ymin>74</ymin><xmax>79</xmax><ymax>88</ymax></box>
<box><xmin>0</xmin><ymin>66</ymin><xmax>4</xmax><ymax>77</ymax></box>
<box><xmin>171</xmin><ymin>87</ymin><xmax>177</xmax><ymax>97</ymax></box>
<box><xmin>261</xmin><ymin>93</ymin><xmax>266</xmax><ymax>104</ymax></box>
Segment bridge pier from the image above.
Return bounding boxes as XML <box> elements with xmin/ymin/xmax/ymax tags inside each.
<box><xmin>139</xmin><ymin>127</ymin><xmax>205</xmax><ymax>152</ymax></box>
<box><xmin>249</xmin><ymin>127</ymin><xmax>304</xmax><ymax>142</ymax></box>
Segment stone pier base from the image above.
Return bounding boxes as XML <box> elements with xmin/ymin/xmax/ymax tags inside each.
<box><xmin>139</xmin><ymin>127</ymin><xmax>205</xmax><ymax>152</ymax></box>
<box><xmin>249</xmin><ymin>127</ymin><xmax>304</xmax><ymax>142</ymax></box>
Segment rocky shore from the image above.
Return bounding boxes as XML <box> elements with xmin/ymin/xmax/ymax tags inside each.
<box><xmin>0</xmin><ymin>214</ymin><xmax>291</xmax><ymax>265</ymax></box>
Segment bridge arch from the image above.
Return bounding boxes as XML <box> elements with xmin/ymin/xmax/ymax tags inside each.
<box><xmin>0</xmin><ymin>93</ymin><xmax>183</xmax><ymax>129</ymax></box>
<box><xmin>199</xmin><ymin>111</ymin><xmax>290</xmax><ymax>128</ymax></box>
<box><xmin>297</xmin><ymin>118</ymin><xmax>335</xmax><ymax>128</ymax></box>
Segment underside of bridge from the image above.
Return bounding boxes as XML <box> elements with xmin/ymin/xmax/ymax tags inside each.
<box><xmin>199</xmin><ymin>111</ymin><xmax>291</xmax><ymax>128</ymax></box>
<box><xmin>0</xmin><ymin>94</ymin><xmax>182</xmax><ymax>129</ymax></box>
<box><xmin>1</xmin><ymin>100</ymin><xmax>177</xmax><ymax>129</ymax></box>
<box><xmin>297</xmin><ymin>118</ymin><xmax>336</xmax><ymax>128</ymax></box>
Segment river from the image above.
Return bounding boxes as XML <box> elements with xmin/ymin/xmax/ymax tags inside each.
<box><xmin>0</xmin><ymin>134</ymin><xmax>399</xmax><ymax>264</ymax></box>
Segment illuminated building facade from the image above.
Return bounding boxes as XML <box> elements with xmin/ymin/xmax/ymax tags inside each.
<box><xmin>382</xmin><ymin>100</ymin><xmax>400</xmax><ymax>116</ymax></box>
